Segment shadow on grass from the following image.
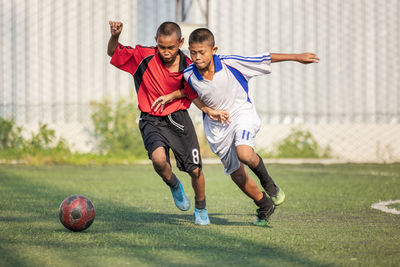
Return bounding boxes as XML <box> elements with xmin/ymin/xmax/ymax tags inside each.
<box><xmin>0</xmin><ymin>168</ymin><xmax>332</xmax><ymax>267</ymax></box>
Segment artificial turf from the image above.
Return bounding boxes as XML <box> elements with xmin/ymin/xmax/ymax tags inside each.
<box><xmin>0</xmin><ymin>163</ymin><xmax>399</xmax><ymax>266</ymax></box>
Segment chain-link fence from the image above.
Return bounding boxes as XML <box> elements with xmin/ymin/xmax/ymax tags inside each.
<box><xmin>1</xmin><ymin>0</ymin><xmax>399</xmax><ymax>162</ymax></box>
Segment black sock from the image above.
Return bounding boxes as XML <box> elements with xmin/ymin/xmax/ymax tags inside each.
<box><xmin>195</xmin><ymin>197</ymin><xmax>206</xmax><ymax>209</ymax></box>
<box><xmin>249</xmin><ymin>154</ymin><xmax>277</xmax><ymax>196</ymax></box>
<box><xmin>163</xmin><ymin>173</ymin><xmax>179</xmax><ymax>188</ymax></box>
<box><xmin>254</xmin><ymin>192</ymin><xmax>274</xmax><ymax>219</ymax></box>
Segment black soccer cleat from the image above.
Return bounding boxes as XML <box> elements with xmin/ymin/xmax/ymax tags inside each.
<box><xmin>253</xmin><ymin>204</ymin><xmax>275</xmax><ymax>226</ymax></box>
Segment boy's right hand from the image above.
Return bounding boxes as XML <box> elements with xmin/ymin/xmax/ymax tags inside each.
<box><xmin>208</xmin><ymin>110</ymin><xmax>230</xmax><ymax>125</ymax></box>
<box><xmin>109</xmin><ymin>21</ymin><xmax>123</xmax><ymax>37</ymax></box>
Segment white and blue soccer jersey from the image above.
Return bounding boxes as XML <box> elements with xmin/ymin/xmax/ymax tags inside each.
<box><xmin>183</xmin><ymin>54</ymin><xmax>271</xmax><ymax>174</ymax></box>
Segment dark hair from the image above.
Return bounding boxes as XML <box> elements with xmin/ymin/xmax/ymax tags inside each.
<box><xmin>188</xmin><ymin>28</ymin><xmax>215</xmax><ymax>46</ymax></box>
<box><xmin>156</xmin><ymin>21</ymin><xmax>182</xmax><ymax>40</ymax></box>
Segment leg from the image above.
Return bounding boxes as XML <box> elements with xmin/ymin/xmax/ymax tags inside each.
<box><xmin>236</xmin><ymin>145</ymin><xmax>277</xmax><ymax>196</ymax></box>
<box><xmin>139</xmin><ymin>114</ymin><xmax>178</xmax><ymax>187</ymax></box>
<box><xmin>230</xmin><ymin>163</ymin><xmax>263</xmax><ymax>201</ymax></box>
<box><xmin>230</xmin><ymin>163</ymin><xmax>274</xmax><ymax>225</ymax></box>
<box><xmin>151</xmin><ymin>146</ymin><xmax>176</xmax><ymax>186</ymax></box>
<box><xmin>139</xmin><ymin>113</ymin><xmax>190</xmax><ymax>211</ymax></box>
<box><xmin>151</xmin><ymin>146</ymin><xmax>190</xmax><ymax>211</ymax></box>
<box><xmin>235</xmin><ymin>145</ymin><xmax>260</xmax><ymax>167</ymax></box>
<box><xmin>161</xmin><ymin>110</ymin><xmax>210</xmax><ymax>218</ymax></box>
<box><xmin>190</xmin><ymin>167</ymin><xmax>210</xmax><ymax>225</ymax></box>
<box><xmin>189</xmin><ymin>167</ymin><xmax>206</xmax><ymax>209</ymax></box>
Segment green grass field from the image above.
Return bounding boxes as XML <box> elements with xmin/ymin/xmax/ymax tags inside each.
<box><xmin>1</xmin><ymin>163</ymin><xmax>399</xmax><ymax>266</ymax></box>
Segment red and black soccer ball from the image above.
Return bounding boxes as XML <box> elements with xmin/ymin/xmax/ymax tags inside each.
<box><xmin>59</xmin><ymin>195</ymin><xmax>95</xmax><ymax>232</ymax></box>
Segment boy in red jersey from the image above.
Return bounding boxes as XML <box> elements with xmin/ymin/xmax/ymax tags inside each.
<box><xmin>107</xmin><ymin>21</ymin><xmax>228</xmax><ymax>225</ymax></box>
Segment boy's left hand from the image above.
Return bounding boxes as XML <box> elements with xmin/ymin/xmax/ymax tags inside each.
<box><xmin>151</xmin><ymin>95</ymin><xmax>172</xmax><ymax>112</ymax></box>
<box><xmin>296</xmin><ymin>53</ymin><xmax>320</xmax><ymax>64</ymax></box>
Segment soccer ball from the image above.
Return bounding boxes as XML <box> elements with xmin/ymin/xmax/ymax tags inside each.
<box><xmin>59</xmin><ymin>195</ymin><xmax>95</xmax><ymax>231</ymax></box>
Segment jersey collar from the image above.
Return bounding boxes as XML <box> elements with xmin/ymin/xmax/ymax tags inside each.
<box><xmin>157</xmin><ymin>49</ymin><xmax>188</xmax><ymax>72</ymax></box>
<box><xmin>193</xmin><ymin>55</ymin><xmax>223</xmax><ymax>81</ymax></box>
<box><xmin>178</xmin><ymin>50</ymin><xmax>189</xmax><ymax>72</ymax></box>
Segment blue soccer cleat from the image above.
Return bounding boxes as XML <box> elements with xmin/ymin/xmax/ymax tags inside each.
<box><xmin>194</xmin><ymin>208</ymin><xmax>210</xmax><ymax>225</ymax></box>
<box><xmin>170</xmin><ymin>180</ymin><xmax>190</xmax><ymax>211</ymax></box>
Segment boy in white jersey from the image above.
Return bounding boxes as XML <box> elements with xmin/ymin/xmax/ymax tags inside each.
<box><xmin>152</xmin><ymin>28</ymin><xmax>319</xmax><ymax>225</ymax></box>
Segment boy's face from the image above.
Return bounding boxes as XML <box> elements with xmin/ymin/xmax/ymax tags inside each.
<box><xmin>155</xmin><ymin>33</ymin><xmax>184</xmax><ymax>64</ymax></box>
<box><xmin>189</xmin><ymin>42</ymin><xmax>218</xmax><ymax>71</ymax></box>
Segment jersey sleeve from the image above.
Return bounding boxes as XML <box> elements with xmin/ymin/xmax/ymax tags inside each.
<box><xmin>110</xmin><ymin>44</ymin><xmax>143</xmax><ymax>75</ymax></box>
<box><xmin>219</xmin><ymin>53</ymin><xmax>271</xmax><ymax>81</ymax></box>
<box><xmin>183</xmin><ymin>80</ymin><xmax>198</xmax><ymax>101</ymax></box>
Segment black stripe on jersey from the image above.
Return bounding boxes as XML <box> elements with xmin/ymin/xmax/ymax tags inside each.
<box><xmin>133</xmin><ymin>55</ymin><xmax>154</xmax><ymax>92</ymax></box>
<box><xmin>118</xmin><ymin>44</ymin><xmax>134</xmax><ymax>50</ymax></box>
<box><xmin>137</xmin><ymin>45</ymin><xmax>156</xmax><ymax>49</ymax></box>
<box><xmin>178</xmin><ymin>50</ymin><xmax>189</xmax><ymax>72</ymax></box>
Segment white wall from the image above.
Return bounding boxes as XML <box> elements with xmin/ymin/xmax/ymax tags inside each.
<box><xmin>1</xmin><ymin>0</ymin><xmax>399</xmax><ymax>161</ymax></box>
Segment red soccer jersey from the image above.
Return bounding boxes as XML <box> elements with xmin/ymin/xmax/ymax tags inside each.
<box><xmin>110</xmin><ymin>44</ymin><xmax>198</xmax><ymax>116</ymax></box>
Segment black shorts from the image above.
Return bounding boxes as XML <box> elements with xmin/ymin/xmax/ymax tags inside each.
<box><xmin>139</xmin><ymin>109</ymin><xmax>202</xmax><ymax>173</ymax></box>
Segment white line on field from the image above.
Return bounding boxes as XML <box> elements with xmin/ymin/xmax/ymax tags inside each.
<box><xmin>371</xmin><ymin>200</ymin><xmax>400</xmax><ymax>215</ymax></box>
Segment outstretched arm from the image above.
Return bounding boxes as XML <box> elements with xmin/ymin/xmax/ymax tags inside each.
<box><xmin>270</xmin><ymin>53</ymin><xmax>319</xmax><ymax>64</ymax></box>
<box><xmin>107</xmin><ymin>21</ymin><xmax>123</xmax><ymax>57</ymax></box>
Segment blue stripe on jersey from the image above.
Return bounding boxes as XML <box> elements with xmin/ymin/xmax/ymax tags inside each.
<box><xmin>224</xmin><ymin>64</ymin><xmax>252</xmax><ymax>103</ymax></box>
<box><xmin>192</xmin><ymin>66</ymin><xmax>203</xmax><ymax>80</ymax></box>
<box><xmin>242</xmin><ymin>130</ymin><xmax>246</xmax><ymax>139</ymax></box>
<box><xmin>246</xmin><ymin>131</ymin><xmax>250</xmax><ymax>140</ymax></box>
<box><xmin>183</xmin><ymin>64</ymin><xmax>195</xmax><ymax>74</ymax></box>
<box><xmin>220</xmin><ymin>55</ymin><xmax>270</xmax><ymax>63</ymax></box>
<box><xmin>214</xmin><ymin>55</ymin><xmax>223</xmax><ymax>72</ymax></box>
<box><xmin>187</xmin><ymin>74</ymin><xmax>199</xmax><ymax>95</ymax></box>
<box><xmin>190</xmin><ymin>55</ymin><xmax>223</xmax><ymax>80</ymax></box>
<box><xmin>220</xmin><ymin>54</ymin><xmax>270</xmax><ymax>60</ymax></box>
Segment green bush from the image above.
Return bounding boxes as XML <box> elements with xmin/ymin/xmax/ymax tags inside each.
<box><xmin>275</xmin><ymin>128</ymin><xmax>331</xmax><ymax>158</ymax></box>
<box><xmin>0</xmin><ymin>117</ymin><xmax>25</xmax><ymax>150</ymax></box>
<box><xmin>0</xmin><ymin>117</ymin><xmax>72</xmax><ymax>163</ymax></box>
<box><xmin>90</xmin><ymin>97</ymin><xmax>147</xmax><ymax>158</ymax></box>
<box><xmin>257</xmin><ymin>128</ymin><xmax>332</xmax><ymax>159</ymax></box>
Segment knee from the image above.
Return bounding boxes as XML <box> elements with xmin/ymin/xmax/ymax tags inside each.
<box><xmin>237</xmin><ymin>151</ymin><xmax>252</xmax><ymax>165</ymax></box>
<box><xmin>190</xmin><ymin>167</ymin><xmax>202</xmax><ymax>179</ymax></box>
<box><xmin>237</xmin><ymin>151</ymin><xmax>258</xmax><ymax>167</ymax></box>
<box><xmin>151</xmin><ymin>154</ymin><xmax>168</xmax><ymax>172</ymax></box>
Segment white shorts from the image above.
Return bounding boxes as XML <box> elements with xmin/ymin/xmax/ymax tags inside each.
<box><xmin>203</xmin><ymin>108</ymin><xmax>261</xmax><ymax>174</ymax></box>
